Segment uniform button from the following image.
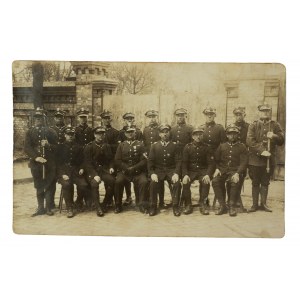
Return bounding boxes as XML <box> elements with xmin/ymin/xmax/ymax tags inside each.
<box><xmin>208</xmin><ymin>126</ymin><xmax>211</xmax><ymax>128</ymax></box>
<box><xmin>177</xmin><ymin>135</ymin><xmax>179</xmax><ymax>137</ymax></box>
<box><xmin>209</xmin><ymin>135</ymin><xmax>211</xmax><ymax>137</ymax></box>
<box><xmin>197</xmin><ymin>147</ymin><xmax>199</xmax><ymax>149</ymax></box>
<box><xmin>209</xmin><ymin>140</ymin><xmax>211</xmax><ymax>142</ymax></box>
<box><xmin>38</xmin><ymin>135</ymin><xmax>41</xmax><ymax>138</ymax></box>
<box><xmin>229</xmin><ymin>156</ymin><xmax>231</xmax><ymax>158</ymax></box>
<box><xmin>230</xmin><ymin>150</ymin><xmax>232</xmax><ymax>153</ymax></box>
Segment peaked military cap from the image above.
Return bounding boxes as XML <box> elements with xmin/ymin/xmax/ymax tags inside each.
<box><xmin>33</xmin><ymin>107</ymin><xmax>46</xmax><ymax>118</ymax></box>
<box><xmin>64</xmin><ymin>125</ymin><xmax>75</xmax><ymax>135</ymax></box>
<box><xmin>225</xmin><ymin>124</ymin><xmax>240</xmax><ymax>134</ymax></box>
<box><xmin>258</xmin><ymin>103</ymin><xmax>271</xmax><ymax>111</ymax></box>
<box><xmin>192</xmin><ymin>126</ymin><xmax>205</xmax><ymax>134</ymax></box>
<box><xmin>76</xmin><ymin>107</ymin><xmax>89</xmax><ymax>117</ymax></box>
<box><xmin>159</xmin><ymin>124</ymin><xmax>171</xmax><ymax>132</ymax></box>
<box><xmin>93</xmin><ymin>126</ymin><xmax>106</xmax><ymax>134</ymax></box>
<box><xmin>233</xmin><ymin>107</ymin><xmax>246</xmax><ymax>115</ymax></box>
<box><xmin>174</xmin><ymin>108</ymin><xmax>187</xmax><ymax>115</ymax></box>
<box><xmin>123</xmin><ymin>112</ymin><xmax>135</xmax><ymax>119</ymax></box>
<box><xmin>125</xmin><ymin>126</ymin><xmax>136</xmax><ymax>132</ymax></box>
<box><xmin>54</xmin><ymin>108</ymin><xmax>66</xmax><ymax>117</ymax></box>
<box><xmin>145</xmin><ymin>110</ymin><xmax>159</xmax><ymax>117</ymax></box>
<box><xmin>203</xmin><ymin>107</ymin><xmax>216</xmax><ymax>114</ymax></box>
<box><xmin>100</xmin><ymin>110</ymin><xmax>112</xmax><ymax>118</ymax></box>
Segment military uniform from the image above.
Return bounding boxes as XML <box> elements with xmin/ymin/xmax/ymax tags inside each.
<box><xmin>75</xmin><ymin>108</ymin><xmax>94</xmax><ymax>147</ymax></box>
<box><xmin>181</xmin><ymin>126</ymin><xmax>216</xmax><ymax>215</ymax></box>
<box><xmin>24</xmin><ymin>108</ymin><xmax>58</xmax><ymax>216</ymax></box>
<box><xmin>148</xmin><ymin>125</ymin><xmax>182</xmax><ymax>216</ymax></box>
<box><xmin>246</xmin><ymin>104</ymin><xmax>284</xmax><ymax>212</ymax></box>
<box><xmin>114</xmin><ymin>128</ymin><xmax>148</xmax><ymax>213</ymax></box>
<box><xmin>51</xmin><ymin>108</ymin><xmax>67</xmax><ymax>144</ymax></box>
<box><xmin>143</xmin><ymin>109</ymin><xmax>166</xmax><ymax>208</ymax></box>
<box><xmin>212</xmin><ymin>125</ymin><xmax>248</xmax><ymax>216</ymax></box>
<box><xmin>118</xmin><ymin>112</ymin><xmax>143</xmax><ymax>205</ymax></box>
<box><xmin>170</xmin><ymin>108</ymin><xmax>193</xmax><ymax>154</ymax></box>
<box><xmin>56</xmin><ymin>126</ymin><xmax>89</xmax><ymax>217</ymax></box>
<box><xmin>84</xmin><ymin>126</ymin><xmax>115</xmax><ymax>216</ymax></box>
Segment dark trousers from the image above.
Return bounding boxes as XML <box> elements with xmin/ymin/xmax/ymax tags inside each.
<box><xmin>182</xmin><ymin>171</ymin><xmax>210</xmax><ymax>205</ymax></box>
<box><xmin>90</xmin><ymin>173</ymin><xmax>115</xmax><ymax>210</ymax></box>
<box><xmin>115</xmin><ymin>172</ymin><xmax>148</xmax><ymax>209</ymax></box>
<box><xmin>212</xmin><ymin>172</ymin><xmax>242</xmax><ymax>207</ymax></box>
<box><xmin>59</xmin><ymin>175</ymin><xmax>89</xmax><ymax>210</ymax></box>
<box><xmin>35</xmin><ymin>180</ymin><xmax>56</xmax><ymax>210</ymax></box>
<box><xmin>149</xmin><ymin>172</ymin><xmax>181</xmax><ymax>209</ymax></box>
<box><xmin>248</xmin><ymin>165</ymin><xmax>273</xmax><ymax>187</ymax></box>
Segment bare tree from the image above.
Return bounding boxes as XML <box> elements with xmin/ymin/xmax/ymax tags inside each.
<box><xmin>110</xmin><ymin>63</ymin><xmax>155</xmax><ymax>95</ymax></box>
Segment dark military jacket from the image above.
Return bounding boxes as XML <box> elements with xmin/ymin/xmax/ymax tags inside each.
<box><xmin>234</xmin><ymin>120</ymin><xmax>249</xmax><ymax>145</ymax></box>
<box><xmin>115</xmin><ymin>140</ymin><xmax>147</xmax><ymax>175</ymax></box>
<box><xmin>24</xmin><ymin>126</ymin><xmax>58</xmax><ymax>189</ymax></box>
<box><xmin>50</xmin><ymin>124</ymin><xmax>67</xmax><ymax>144</ymax></box>
<box><xmin>118</xmin><ymin>125</ymin><xmax>143</xmax><ymax>143</ymax></box>
<box><xmin>182</xmin><ymin>142</ymin><xmax>215</xmax><ymax>178</ymax></box>
<box><xmin>170</xmin><ymin>123</ymin><xmax>193</xmax><ymax>153</ymax></box>
<box><xmin>246</xmin><ymin>119</ymin><xmax>284</xmax><ymax>167</ymax></box>
<box><xmin>148</xmin><ymin>141</ymin><xmax>181</xmax><ymax>176</ymax></box>
<box><xmin>75</xmin><ymin>124</ymin><xmax>94</xmax><ymax>147</ymax></box>
<box><xmin>24</xmin><ymin>126</ymin><xmax>58</xmax><ymax>163</ymax></box>
<box><xmin>103</xmin><ymin>125</ymin><xmax>119</xmax><ymax>154</ymax></box>
<box><xmin>202</xmin><ymin>121</ymin><xmax>227</xmax><ymax>152</ymax></box>
<box><xmin>143</xmin><ymin>125</ymin><xmax>160</xmax><ymax>153</ymax></box>
<box><xmin>56</xmin><ymin>141</ymin><xmax>84</xmax><ymax>177</ymax></box>
<box><xmin>215</xmin><ymin>141</ymin><xmax>248</xmax><ymax>175</ymax></box>
<box><xmin>83</xmin><ymin>141</ymin><xmax>114</xmax><ymax>178</ymax></box>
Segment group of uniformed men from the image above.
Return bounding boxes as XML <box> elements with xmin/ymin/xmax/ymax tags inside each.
<box><xmin>24</xmin><ymin>103</ymin><xmax>284</xmax><ymax>218</ymax></box>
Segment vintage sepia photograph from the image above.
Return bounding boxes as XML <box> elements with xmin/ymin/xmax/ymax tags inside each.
<box><xmin>12</xmin><ymin>61</ymin><xmax>285</xmax><ymax>237</ymax></box>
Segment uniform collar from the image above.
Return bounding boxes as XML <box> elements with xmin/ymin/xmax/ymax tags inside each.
<box><xmin>206</xmin><ymin>121</ymin><xmax>216</xmax><ymax>126</ymax></box>
<box><xmin>126</xmin><ymin>140</ymin><xmax>137</xmax><ymax>145</ymax></box>
<box><xmin>193</xmin><ymin>141</ymin><xmax>203</xmax><ymax>147</ymax></box>
<box><xmin>161</xmin><ymin>141</ymin><xmax>170</xmax><ymax>146</ymax></box>
<box><xmin>235</xmin><ymin>120</ymin><xmax>246</xmax><ymax>127</ymax></box>
<box><xmin>227</xmin><ymin>141</ymin><xmax>239</xmax><ymax>146</ymax></box>
<box><xmin>79</xmin><ymin>123</ymin><xmax>88</xmax><ymax>129</ymax></box>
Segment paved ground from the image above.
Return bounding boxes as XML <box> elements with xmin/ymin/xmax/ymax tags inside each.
<box><xmin>13</xmin><ymin>162</ymin><xmax>285</xmax><ymax>238</ymax></box>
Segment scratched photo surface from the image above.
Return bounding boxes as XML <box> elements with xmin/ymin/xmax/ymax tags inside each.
<box><xmin>13</xmin><ymin>61</ymin><xmax>285</xmax><ymax>237</ymax></box>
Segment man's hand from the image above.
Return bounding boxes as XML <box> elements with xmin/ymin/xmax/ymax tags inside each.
<box><xmin>94</xmin><ymin>176</ymin><xmax>101</xmax><ymax>183</ymax></box>
<box><xmin>109</xmin><ymin>168</ymin><xmax>114</xmax><ymax>174</ymax></box>
<box><xmin>62</xmin><ymin>175</ymin><xmax>69</xmax><ymax>181</ymax></box>
<box><xmin>202</xmin><ymin>175</ymin><xmax>211</xmax><ymax>185</ymax></box>
<box><xmin>78</xmin><ymin>169</ymin><xmax>84</xmax><ymax>175</ymax></box>
<box><xmin>231</xmin><ymin>173</ymin><xmax>239</xmax><ymax>183</ymax></box>
<box><xmin>213</xmin><ymin>169</ymin><xmax>221</xmax><ymax>178</ymax></box>
<box><xmin>35</xmin><ymin>157</ymin><xmax>47</xmax><ymax>163</ymax></box>
<box><xmin>172</xmin><ymin>173</ymin><xmax>179</xmax><ymax>183</ymax></box>
<box><xmin>182</xmin><ymin>175</ymin><xmax>190</xmax><ymax>185</ymax></box>
<box><xmin>261</xmin><ymin>151</ymin><xmax>271</xmax><ymax>157</ymax></box>
<box><xmin>41</xmin><ymin>139</ymin><xmax>49</xmax><ymax>147</ymax></box>
<box><xmin>267</xmin><ymin>132</ymin><xmax>275</xmax><ymax>139</ymax></box>
<box><xmin>151</xmin><ymin>174</ymin><xmax>158</xmax><ymax>182</ymax></box>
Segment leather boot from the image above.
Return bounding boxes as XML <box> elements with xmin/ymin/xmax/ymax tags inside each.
<box><xmin>199</xmin><ymin>200</ymin><xmax>209</xmax><ymax>215</ymax></box>
<box><xmin>183</xmin><ymin>198</ymin><xmax>193</xmax><ymax>215</ymax></box>
<box><xmin>249</xmin><ymin>185</ymin><xmax>260</xmax><ymax>212</ymax></box>
<box><xmin>67</xmin><ymin>208</ymin><xmax>74</xmax><ymax>218</ymax></box>
<box><xmin>229</xmin><ymin>206</ymin><xmax>237</xmax><ymax>217</ymax></box>
<box><xmin>149</xmin><ymin>205</ymin><xmax>157</xmax><ymax>216</ymax></box>
<box><xmin>31</xmin><ymin>195</ymin><xmax>45</xmax><ymax>217</ymax></box>
<box><xmin>260</xmin><ymin>185</ymin><xmax>272</xmax><ymax>212</ymax></box>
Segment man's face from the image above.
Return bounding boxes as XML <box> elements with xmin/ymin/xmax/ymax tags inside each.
<box><xmin>192</xmin><ymin>132</ymin><xmax>204</xmax><ymax>143</ymax></box>
<box><xmin>94</xmin><ymin>132</ymin><xmax>105</xmax><ymax>143</ymax></box>
<box><xmin>78</xmin><ymin>116</ymin><xmax>88</xmax><ymax>125</ymax></box>
<box><xmin>234</xmin><ymin>113</ymin><xmax>245</xmax><ymax>123</ymax></box>
<box><xmin>65</xmin><ymin>133</ymin><xmax>75</xmax><ymax>143</ymax></box>
<box><xmin>259</xmin><ymin>110</ymin><xmax>271</xmax><ymax>120</ymax></box>
<box><xmin>176</xmin><ymin>113</ymin><xmax>186</xmax><ymax>124</ymax></box>
<box><xmin>125</xmin><ymin>130</ymin><xmax>135</xmax><ymax>140</ymax></box>
<box><xmin>226</xmin><ymin>132</ymin><xmax>238</xmax><ymax>143</ymax></box>
<box><xmin>205</xmin><ymin>112</ymin><xmax>215</xmax><ymax>123</ymax></box>
<box><xmin>125</xmin><ymin>117</ymin><xmax>134</xmax><ymax>127</ymax></box>
<box><xmin>159</xmin><ymin>129</ymin><xmax>170</xmax><ymax>141</ymax></box>
<box><xmin>34</xmin><ymin>116</ymin><xmax>43</xmax><ymax>127</ymax></box>
<box><xmin>102</xmin><ymin>117</ymin><xmax>111</xmax><ymax>127</ymax></box>
<box><xmin>148</xmin><ymin>115</ymin><xmax>158</xmax><ymax>126</ymax></box>
<box><xmin>54</xmin><ymin>116</ymin><xmax>64</xmax><ymax>126</ymax></box>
